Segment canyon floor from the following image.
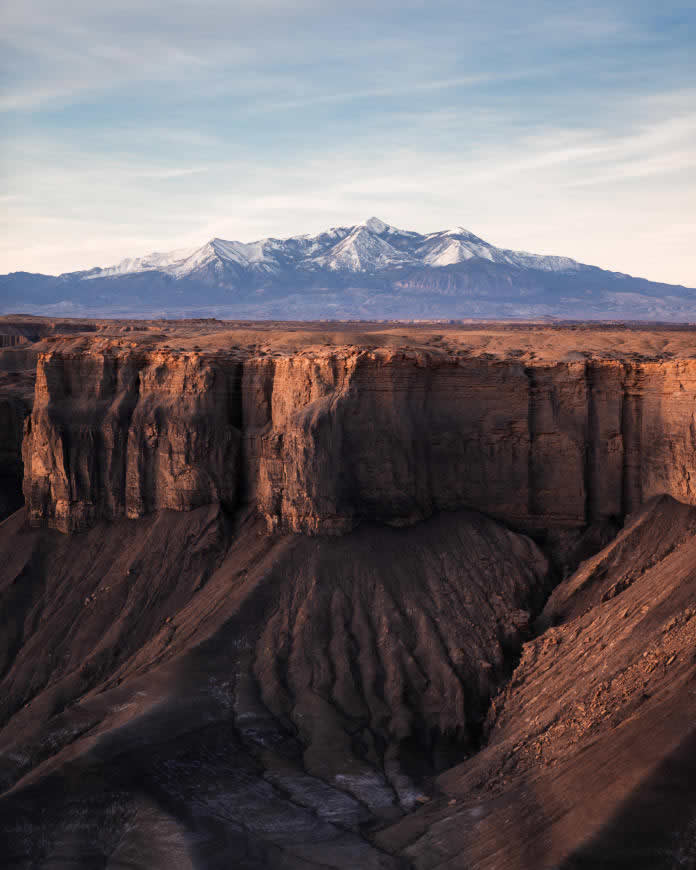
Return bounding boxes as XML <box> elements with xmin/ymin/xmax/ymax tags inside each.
<box><xmin>1</xmin><ymin>317</ymin><xmax>696</xmax><ymax>869</ymax></box>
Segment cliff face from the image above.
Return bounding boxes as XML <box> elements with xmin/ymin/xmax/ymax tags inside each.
<box><xmin>21</xmin><ymin>347</ymin><xmax>696</xmax><ymax>534</ymax></box>
<box><xmin>249</xmin><ymin>352</ymin><xmax>696</xmax><ymax>533</ymax></box>
<box><xmin>0</xmin><ymin>347</ymin><xmax>41</xmax><ymax>521</ymax></box>
<box><xmin>0</xmin><ymin>395</ymin><xmax>27</xmax><ymax>519</ymax></box>
<box><xmin>23</xmin><ymin>350</ymin><xmax>243</xmax><ymax>532</ymax></box>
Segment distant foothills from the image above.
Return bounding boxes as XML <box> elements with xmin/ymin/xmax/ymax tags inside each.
<box><xmin>2</xmin><ymin>217</ymin><xmax>695</xmax><ymax>320</ymax></box>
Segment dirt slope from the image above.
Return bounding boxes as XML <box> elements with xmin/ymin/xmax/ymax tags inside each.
<box><xmin>378</xmin><ymin>495</ymin><xmax>696</xmax><ymax>868</ymax></box>
<box><xmin>0</xmin><ymin>507</ymin><xmax>546</xmax><ymax>868</ymax></box>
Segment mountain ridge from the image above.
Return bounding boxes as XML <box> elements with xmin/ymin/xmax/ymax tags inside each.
<box><xmin>68</xmin><ymin>217</ymin><xmax>594</xmax><ymax>278</ymax></box>
<box><xmin>1</xmin><ymin>217</ymin><xmax>694</xmax><ymax>320</ymax></box>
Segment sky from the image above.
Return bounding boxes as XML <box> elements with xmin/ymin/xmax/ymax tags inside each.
<box><xmin>1</xmin><ymin>0</ymin><xmax>695</xmax><ymax>285</ymax></box>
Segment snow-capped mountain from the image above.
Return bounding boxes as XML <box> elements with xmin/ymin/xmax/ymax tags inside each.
<box><xmin>78</xmin><ymin>218</ymin><xmax>587</xmax><ymax>281</ymax></box>
<box><xmin>2</xmin><ymin>218</ymin><xmax>694</xmax><ymax>320</ymax></box>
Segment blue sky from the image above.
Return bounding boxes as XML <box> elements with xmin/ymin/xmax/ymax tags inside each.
<box><xmin>1</xmin><ymin>0</ymin><xmax>695</xmax><ymax>284</ymax></box>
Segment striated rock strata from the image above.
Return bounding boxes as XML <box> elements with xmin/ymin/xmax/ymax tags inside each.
<box><xmin>21</xmin><ymin>346</ymin><xmax>696</xmax><ymax>534</ymax></box>
<box><xmin>0</xmin><ymin>393</ymin><xmax>27</xmax><ymax>520</ymax></box>
<box><xmin>23</xmin><ymin>350</ymin><xmax>242</xmax><ymax>532</ymax></box>
<box><xmin>0</xmin><ymin>347</ymin><xmax>42</xmax><ymax>521</ymax></box>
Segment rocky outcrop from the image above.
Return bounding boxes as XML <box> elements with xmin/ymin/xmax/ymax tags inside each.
<box><xmin>23</xmin><ymin>349</ymin><xmax>243</xmax><ymax>532</ymax></box>
<box><xmin>0</xmin><ymin>394</ymin><xmax>28</xmax><ymax>520</ymax></box>
<box><xmin>21</xmin><ymin>347</ymin><xmax>696</xmax><ymax>534</ymax></box>
<box><xmin>0</xmin><ymin>318</ymin><xmax>101</xmax><ymax>522</ymax></box>
<box><xmin>0</xmin><ymin>347</ymin><xmax>41</xmax><ymax>521</ymax></box>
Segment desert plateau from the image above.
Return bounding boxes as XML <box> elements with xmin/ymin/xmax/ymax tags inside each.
<box><xmin>0</xmin><ymin>316</ymin><xmax>695</xmax><ymax>868</ymax></box>
<box><xmin>4</xmin><ymin>0</ymin><xmax>695</xmax><ymax>864</ymax></box>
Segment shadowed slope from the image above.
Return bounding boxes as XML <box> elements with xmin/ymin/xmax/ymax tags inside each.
<box><xmin>378</xmin><ymin>496</ymin><xmax>696</xmax><ymax>868</ymax></box>
<box><xmin>0</xmin><ymin>507</ymin><xmax>547</xmax><ymax>869</ymax></box>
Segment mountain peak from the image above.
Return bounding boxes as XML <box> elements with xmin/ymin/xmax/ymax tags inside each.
<box><xmin>70</xmin><ymin>219</ymin><xmax>593</xmax><ymax>284</ymax></box>
<box><xmin>364</xmin><ymin>217</ymin><xmax>392</xmax><ymax>234</ymax></box>
<box><xmin>5</xmin><ymin>215</ymin><xmax>693</xmax><ymax>320</ymax></box>
<box><xmin>444</xmin><ymin>226</ymin><xmax>486</xmax><ymax>242</ymax></box>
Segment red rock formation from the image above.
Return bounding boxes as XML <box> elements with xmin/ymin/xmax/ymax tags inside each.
<box><xmin>0</xmin><ymin>346</ymin><xmax>40</xmax><ymax>520</ymax></box>
<box><xmin>23</xmin><ymin>349</ymin><xmax>243</xmax><ymax>532</ymax></box>
<box><xmin>3</xmin><ymin>323</ymin><xmax>696</xmax><ymax>868</ymax></box>
<box><xmin>0</xmin><ymin>394</ymin><xmax>26</xmax><ymax>519</ymax></box>
<box><xmin>22</xmin><ymin>347</ymin><xmax>696</xmax><ymax>535</ymax></box>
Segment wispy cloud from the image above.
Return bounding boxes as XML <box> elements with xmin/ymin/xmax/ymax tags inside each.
<box><xmin>249</xmin><ymin>69</ymin><xmax>548</xmax><ymax>113</ymax></box>
<box><xmin>1</xmin><ymin>0</ymin><xmax>695</xmax><ymax>285</ymax></box>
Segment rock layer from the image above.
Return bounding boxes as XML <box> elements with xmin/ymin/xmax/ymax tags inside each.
<box><xmin>23</xmin><ymin>350</ymin><xmax>243</xmax><ymax>532</ymax></box>
<box><xmin>22</xmin><ymin>347</ymin><xmax>696</xmax><ymax>534</ymax></box>
<box><xmin>0</xmin><ymin>393</ymin><xmax>27</xmax><ymax>520</ymax></box>
<box><xmin>0</xmin><ymin>346</ymin><xmax>41</xmax><ymax>521</ymax></box>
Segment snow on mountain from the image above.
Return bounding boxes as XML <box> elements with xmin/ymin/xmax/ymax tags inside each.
<box><xmin>362</xmin><ymin>216</ymin><xmax>420</xmax><ymax>238</ymax></box>
<box><xmin>167</xmin><ymin>242</ymin><xmax>219</xmax><ymax>276</ymax></box>
<box><xmin>7</xmin><ymin>216</ymin><xmax>694</xmax><ymax>321</ymax></box>
<box><xmin>418</xmin><ymin>228</ymin><xmax>584</xmax><ymax>272</ymax></box>
<box><xmin>88</xmin><ymin>237</ymin><xmax>286</xmax><ymax>280</ymax></box>
<box><xmin>364</xmin><ymin>216</ymin><xmax>391</xmax><ymax>234</ymax></box>
<box><xmin>309</xmin><ymin>225</ymin><xmax>418</xmax><ymax>271</ymax></box>
<box><xmin>76</xmin><ymin>217</ymin><xmax>590</xmax><ymax>282</ymax></box>
<box><xmin>419</xmin><ymin>230</ymin><xmax>496</xmax><ymax>266</ymax></box>
<box><xmin>501</xmin><ymin>250</ymin><xmax>582</xmax><ymax>272</ymax></box>
<box><xmin>205</xmin><ymin>238</ymin><xmax>286</xmax><ymax>273</ymax></box>
<box><xmin>86</xmin><ymin>246</ymin><xmax>199</xmax><ymax>279</ymax></box>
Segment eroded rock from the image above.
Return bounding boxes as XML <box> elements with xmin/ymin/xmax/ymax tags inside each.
<box><xmin>22</xmin><ymin>347</ymin><xmax>696</xmax><ymax>535</ymax></box>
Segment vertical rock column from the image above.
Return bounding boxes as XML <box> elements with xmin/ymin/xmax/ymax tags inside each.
<box><xmin>23</xmin><ymin>350</ymin><xmax>244</xmax><ymax>532</ymax></box>
<box><xmin>125</xmin><ymin>353</ymin><xmax>243</xmax><ymax>516</ymax></box>
<box><xmin>0</xmin><ymin>396</ymin><xmax>29</xmax><ymax>520</ymax></box>
<box><xmin>621</xmin><ymin>365</ymin><xmax>643</xmax><ymax>516</ymax></box>
<box><xmin>585</xmin><ymin>362</ymin><xmax>625</xmax><ymax>523</ymax></box>
<box><xmin>525</xmin><ymin>363</ymin><xmax>587</xmax><ymax>527</ymax></box>
<box><xmin>23</xmin><ymin>350</ymin><xmax>142</xmax><ymax>532</ymax></box>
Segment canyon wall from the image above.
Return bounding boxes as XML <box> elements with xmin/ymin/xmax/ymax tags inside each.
<box><xmin>0</xmin><ymin>394</ymin><xmax>27</xmax><ymax>520</ymax></box>
<box><xmin>0</xmin><ymin>347</ymin><xmax>40</xmax><ymax>521</ymax></box>
<box><xmin>23</xmin><ymin>350</ymin><xmax>243</xmax><ymax>532</ymax></box>
<box><xmin>20</xmin><ymin>347</ymin><xmax>696</xmax><ymax>534</ymax></box>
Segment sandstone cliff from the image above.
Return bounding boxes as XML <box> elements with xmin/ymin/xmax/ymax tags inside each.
<box><xmin>23</xmin><ymin>349</ymin><xmax>243</xmax><ymax>532</ymax></box>
<box><xmin>0</xmin><ymin>393</ymin><xmax>27</xmax><ymax>519</ymax></box>
<box><xmin>21</xmin><ymin>346</ymin><xmax>696</xmax><ymax>534</ymax></box>
<box><xmin>0</xmin><ymin>346</ymin><xmax>42</xmax><ymax>520</ymax></box>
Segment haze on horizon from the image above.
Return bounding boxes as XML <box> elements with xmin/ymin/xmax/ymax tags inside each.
<box><xmin>1</xmin><ymin>0</ymin><xmax>694</xmax><ymax>287</ymax></box>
